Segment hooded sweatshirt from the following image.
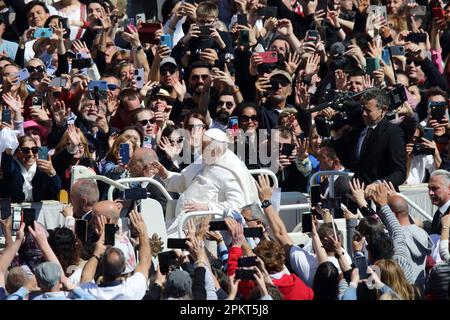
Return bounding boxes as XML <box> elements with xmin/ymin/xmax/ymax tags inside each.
<box><xmin>403</xmin><ymin>224</ymin><xmax>433</xmax><ymax>292</ymax></box>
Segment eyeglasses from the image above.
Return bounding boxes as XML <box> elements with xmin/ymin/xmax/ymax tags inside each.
<box><xmin>187</xmin><ymin>124</ymin><xmax>205</xmax><ymax>130</ymax></box>
<box><xmin>240</xmin><ymin>115</ymin><xmax>258</xmax><ymax>122</ymax></box>
<box><xmin>140</xmin><ymin>118</ymin><xmax>156</xmax><ymax>126</ymax></box>
<box><xmin>107</xmin><ymin>83</ymin><xmax>119</xmax><ymax>91</ymax></box>
<box><xmin>169</xmin><ymin>136</ymin><xmax>184</xmax><ymax>145</ymax></box>
<box><xmin>406</xmin><ymin>59</ymin><xmax>414</xmax><ymax>66</ymax></box>
<box><xmin>160</xmin><ymin>67</ymin><xmax>177</xmax><ymax>75</ymax></box>
<box><xmin>26</xmin><ymin>65</ymin><xmax>45</xmax><ymax>73</ymax></box>
<box><xmin>217</xmin><ymin>101</ymin><xmax>234</xmax><ymax>109</ymax></box>
<box><xmin>191</xmin><ymin>74</ymin><xmax>209</xmax><ymax>81</ymax></box>
<box><xmin>19</xmin><ymin>146</ymin><xmax>39</xmax><ymax>154</ymax></box>
<box><xmin>51</xmin><ymin>91</ymin><xmax>61</xmax><ymax>98</ymax></box>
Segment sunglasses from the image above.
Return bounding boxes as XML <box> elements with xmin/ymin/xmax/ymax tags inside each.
<box><xmin>406</xmin><ymin>59</ymin><xmax>414</xmax><ymax>66</ymax></box>
<box><xmin>26</xmin><ymin>65</ymin><xmax>45</xmax><ymax>73</ymax></box>
<box><xmin>270</xmin><ymin>79</ymin><xmax>290</xmax><ymax>89</ymax></box>
<box><xmin>107</xmin><ymin>83</ymin><xmax>119</xmax><ymax>91</ymax></box>
<box><xmin>19</xmin><ymin>146</ymin><xmax>39</xmax><ymax>154</ymax></box>
<box><xmin>187</xmin><ymin>124</ymin><xmax>205</xmax><ymax>130</ymax></box>
<box><xmin>169</xmin><ymin>136</ymin><xmax>184</xmax><ymax>145</ymax></box>
<box><xmin>51</xmin><ymin>91</ymin><xmax>61</xmax><ymax>98</ymax></box>
<box><xmin>240</xmin><ymin>115</ymin><xmax>258</xmax><ymax>122</ymax></box>
<box><xmin>140</xmin><ymin>118</ymin><xmax>156</xmax><ymax>126</ymax></box>
<box><xmin>191</xmin><ymin>74</ymin><xmax>209</xmax><ymax>81</ymax></box>
<box><xmin>160</xmin><ymin>67</ymin><xmax>177</xmax><ymax>75</ymax></box>
<box><xmin>217</xmin><ymin>101</ymin><xmax>234</xmax><ymax>109</ymax></box>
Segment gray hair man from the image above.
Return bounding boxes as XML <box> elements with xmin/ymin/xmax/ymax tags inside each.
<box><xmin>427</xmin><ymin>169</ymin><xmax>450</xmax><ymax>235</ymax></box>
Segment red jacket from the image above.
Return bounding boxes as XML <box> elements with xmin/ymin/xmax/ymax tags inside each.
<box><xmin>227</xmin><ymin>246</ymin><xmax>314</xmax><ymax>300</ymax></box>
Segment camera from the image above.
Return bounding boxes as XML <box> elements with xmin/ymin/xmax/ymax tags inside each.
<box><xmin>412</xmin><ymin>144</ymin><xmax>435</xmax><ymax>156</ymax></box>
<box><xmin>147</xmin><ymin>84</ymin><xmax>161</xmax><ymax>99</ymax></box>
<box><xmin>388</xmin><ymin>84</ymin><xmax>408</xmax><ymax>111</ymax></box>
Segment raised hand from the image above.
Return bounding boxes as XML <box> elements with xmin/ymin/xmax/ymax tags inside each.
<box><xmin>296</xmin><ymin>136</ymin><xmax>309</xmax><ymax>161</ymax></box>
<box><xmin>335</xmin><ymin>69</ymin><xmax>347</xmax><ymax>91</ymax></box>
<box><xmin>66</xmin><ymin>123</ymin><xmax>81</xmax><ymax>151</ymax></box>
<box><xmin>72</xmin><ymin>40</ymin><xmax>91</xmax><ymax>56</ymax></box>
<box><xmin>159</xmin><ymin>136</ymin><xmax>179</xmax><ymax>160</ymax></box>
<box><xmin>284</xmin><ymin>51</ymin><xmax>302</xmax><ymax>75</ymax></box>
<box><xmin>348</xmin><ymin>178</ymin><xmax>368</xmax><ymax>208</ymax></box>
<box><xmin>295</xmin><ymin>81</ymin><xmax>310</xmax><ymax>109</ymax></box>
<box><xmin>37</xmin><ymin>155</ymin><xmax>57</xmax><ymax>176</ymax></box>
<box><xmin>129</xmin><ymin>209</ymin><xmax>148</xmax><ymax>237</ymax></box>
<box><xmin>369</xmin><ymin>183</ymin><xmax>388</xmax><ymax>207</ymax></box>
<box><xmin>255</xmin><ymin>174</ymin><xmax>273</xmax><ymax>201</ymax></box>
<box><xmin>52</xmin><ymin>100</ymin><xmax>71</xmax><ymax>127</ymax></box>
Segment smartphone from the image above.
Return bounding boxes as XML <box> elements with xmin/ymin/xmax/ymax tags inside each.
<box><xmin>12</xmin><ymin>209</ymin><xmax>21</xmax><ymax>232</ymax></box>
<box><xmin>302</xmin><ymin>213</ymin><xmax>312</xmax><ymax>233</ymax></box>
<box><xmin>34</xmin><ymin>27</ymin><xmax>53</xmax><ymax>38</ymax></box>
<box><xmin>369</xmin><ymin>5</ymin><xmax>387</xmax><ymax>21</ymax></box>
<box><xmin>138</xmin><ymin>22</ymin><xmax>160</xmax><ymax>44</ymax></box>
<box><xmin>49</xmin><ymin>77</ymin><xmax>68</xmax><ymax>88</ymax></box>
<box><xmin>410</xmin><ymin>5</ymin><xmax>426</xmax><ymax>16</ymax></box>
<box><xmin>199</xmin><ymin>25</ymin><xmax>212</xmax><ymax>37</ymax></box>
<box><xmin>310</xmin><ymin>185</ymin><xmax>321</xmax><ymax>207</ymax></box>
<box><xmin>256</xmin><ymin>6</ymin><xmax>277</xmax><ymax>17</ymax></box>
<box><xmin>119</xmin><ymin>143</ymin><xmax>130</xmax><ymax>165</ymax></box>
<box><xmin>88</xmin><ymin>80</ymin><xmax>108</xmax><ymax>100</ymax></box>
<box><xmin>38</xmin><ymin>146</ymin><xmax>48</xmax><ymax>160</ymax></box>
<box><xmin>381</xmin><ymin>48</ymin><xmax>391</xmax><ymax>66</ymax></box>
<box><xmin>429</xmin><ymin>101</ymin><xmax>447</xmax><ymax>123</ymax></box>
<box><xmin>405</xmin><ymin>32</ymin><xmax>427</xmax><ymax>43</ymax></box>
<box><xmin>133</xmin><ymin>68</ymin><xmax>145</xmax><ymax>89</ymax></box>
<box><xmin>17</xmin><ymin>68</ymin><xmax>30</xmax><ymax>82</ymax></box>
<box><xmin>281</xmin><ymin>143</ymin><xmax>295</xmax><ymax>157</ymax></box>
<box><xmin>354</xmin><ymin>256</ymin><xmax>368</xmax><ymax>279</ymax></box>
<box><xmin>75</xmin><ymin>219</ymin><xmax>88</xmax><ymax>242</ymax></box>
<box><xmin>123</xmin><ymin>187</ymin><xmax>147</xmax><ymax>200</ymax></box>
<box><xmin>305</xmin><ymin>30</ymin><xmax>320</xmax><ymax>44</ymax></box>
<box><xmin>237</xmin><ymin>13</ymin><xmax>248</xmax><ymax>26</ymax></box>
<box><xmin>209</xmin><ymin>220</ymin><xmax>228</xmax><ymax>231</ymax></box>
<box><xmin>228</xmin><ymin>116</ymin><xmax>239</xmax><ymax>130</ymax></box>
<box><xmin>239</xmin><ymin>29</ymin><xmax>249</xmax><ymax>46</ymax></box>
<box><xmin>104</xmin><ymin>224</ymin><xmax>116</xmax><ymax>246</ymax></box>
<box><xmin>158</xmin><ymin>252</ymin><xmax>171</xmax><ymax>274</ymax></box>
<box><xmin>22</xmin><ymin>208</ymin><xmax>36</xmax><ymax>230</ymax></box>
<box><xmin>1</xmin><ymin>108</ymin><xmax>11</xmax><ymax>124</ymax></box>
<box><xmin>432</xmin><ymin>7</ymin><xmax>445</xmax><ymax>20</ymax></box>
<box><xmin>423</xmin><ymin>127</ymin><xmax>434</xmax><ymax>141</ymax></box>
<box><xmin>243</xmin><ymin>227</ymin><xmax>263</xmax><ymax>238</ymax></box>
<box><xmin>0</xmin><ymin>198</ymin><xmax>11</xmax><ymax>220</ymax></box>
<box><xmin>317</xmin><ymin>0</ymin><xmax>328</xmax><ymax>12</ymax></box>
<box><xmin>136</xmin><ymin>13</ymin><xmax>146</xmax><ymax>24</ymax></box>
<box><xmin>321</xmin><ymin>197</ymin><xmax>341</xmax><ymax>210</ymax></box>
<box><xmin>235</xmin><ymin>269</ymin><xmax>256</xmax><ymax>280</ymax></box>
<box><xmin>72</xmin><ymin>58</ymin><xmax>92</xmax><ymax>69</ymax></box>
<box><xmin>238</xmin><ymin>256</ymin><xmax>257</xmax><ymax>268</ymax></box>
<box><xmin>365</xmin><ymin>57</ymin><xmax>380</xmax><ymax>76</ymax></box>
<box><xmin>160</xmin><ymin>34</ymin><xmax>173</xmax><ymax>49</ymax></box>
<box><xmin>126</xmin><ymin>18</ymin><xmax>135</xmax><ymax>27</ymax></box>
<box><xmin>31</xmin><ymin>96</ymin><xmax>43</xmax><ymax>108</ymax></box>
<box><xmin>167</xmin><ymin>238</ymin><xmax>189</xmax><ymax>249</ymax></box>
<box><xmin>389</xmin><ymin>45</ymin><xmax>405</xmax><ymax>56</ymax></box>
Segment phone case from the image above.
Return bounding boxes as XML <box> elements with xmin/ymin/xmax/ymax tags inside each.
<box><xmin>366</xmin><ymin>57</ymin><xmax>380</xmax><ymax>75</ymax></box>
<box><xmin>18</xmin><ymin>68</ymin><xmax>30</xmax><ymax>81</ymax></box>
<box><xmin>167</xmin><ymin>238</ymin><xmax>188</xmax><ymax>249</ymax></box>
<box><xmin>119</xmin><ymin>143</ymin><xmax>130</xmax><ymax>164</ymax></box>
<box><xmin>0</xmin><ymin>198</ymin><xmax>11</xmax><ymax>220</ymax></box>
<box><xmin>22</xmin><ymin>208</ymin><xmax>36</xmax><ymax>229</ymax></box>
<box><xmin>2</xmin><ymin>109</ymin><xmax>11</xmax><ymax>123</ymax></box>
<box><xmin>138</xmin><ymin>23</ymin><xmax>160</xmax><ymax>44</ymax></box>
<box><xmin>104</xmin><ymin>224</ymin><xmax>116</xmax><ymax>246</ymax></box>
<box><xmin>243</xmin><ymin>227</ymin><xmax>263</xmax><ymax>238</ymax></box>
<box><xmin>432</xmin><ymin>7</ymin><xmax>445</xmax><ymax>20</ymax></box>
<box><xmin>136</xmin><ymin>13</ymin><xmax>146</xmax><ymax>24</ymax></box>
<box><xmin>228</xmin><ymin>116</ymin><xmax>239</xmax><ymax>130</ymax></box>
<box><xmin>134</xmin><ymin>68</ymin><xmax>145</xmax><ymax>89</ymax></box>
<box><xmin>430</xmin><ymin>103</ymin><xmax>446</xmax><ymax>122</ymax></box>
<box><xmin>256</xmin><ymin>6</ymin><xmax>277</xmax><ymax>17</ymax></box>
<box><xmin>302</xmin><ymin>213</ymin><xmax>312</xmax><ymax>233</ymax></box>
<box><xmin>423</xmin><ymin>128</ymin><xmax>434</xmax><ymax>141</ymax></box>
<box><xmin>160</xmin><ymin>34</ymin><xmax>173</xmax><ymax>49</ymax></box>
<box><xmin>88</xmin><ymin>80</ymin><xmax>108</xmax><ymax>92</ymax></box>
<box><xmin>237</xmin><ymin>256</ymin><xmax>257</xmax><ymax>268</ymax></box>
<box><xmin>34</xmin><ymin>28</ymin><xmax>53</xmax><ymax>38</ymax></box>
<box><xmin>38</xmin><ymin>146</ymin><xmax>48</xmax><ymax>160</ymax></box>
<box><xmin>258</xmin><ymin>51</ymin><xmax>278</xmax><ymax>64</ymax></box>
<box><xmin>237</xmin><ymin>14</ymin><xmax>248</xmax><ymax>25</ymax></box>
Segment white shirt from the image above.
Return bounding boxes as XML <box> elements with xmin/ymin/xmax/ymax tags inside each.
<box><xmin>406</xmin><ymin>154</ymin><xmax>435</xmax><ymax>184</ymax></box>
<box><xmin>438</xmin><ymin>199</ymin><xmax>450</xmax><ymax>216</ymax></box>
<box><xmin>80</xmin><ymin>272</ymin><xmax>148</xmax><ymax>300</ymax></box>
<box><xmin>17</xmin><ymin>161</ymin><xmax>37</xmax><ymax>202</ymax></box>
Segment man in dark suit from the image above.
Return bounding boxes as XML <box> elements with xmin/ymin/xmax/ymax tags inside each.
<box><xmin>331</xmin><ymin>88</ymin><xmax>407</xmax><ymax>192</ymax></box>
<box><xmin>425</xmin><ymin>170</ymin><xmax>450</xmax><ymax>235</ymax></box>
<box><xmin>128</xmin><ymin>148</ymin><xmax>169</xmax><ymax>214</ymax></box>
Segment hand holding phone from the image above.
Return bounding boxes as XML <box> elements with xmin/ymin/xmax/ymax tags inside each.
<box><xmin>1</xmin><ymin>109</ymin><xmax>11</xmax><ymax>124</ymax></box>
<box><xmin>75</xmin><ymin>219</ymin><xmax>88</xmax><ymax>242</ymax></box>
<box><xmin>38</xmin><ymin>146</ymin><xmax>48</xmax><ymax>160</ymax></box>
<box><xmin>22</xmin><ymin>208</ymin><xmax>36</xmax><ymax>230</ymax></box>
<box><xmin>104</xmin><ymin>224</ymin><xmax>116</xmax><ymax>246</ymax></box>
<box><xmin>238</xmin><ymin>256</ymin><xmax>257</xmax><ymax>268</ymax></box>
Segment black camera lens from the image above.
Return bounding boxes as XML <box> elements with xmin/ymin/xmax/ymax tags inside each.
<box><xmin>136</xmin><ymin>76</ymin><xmax>141</xmax><ymax>81</ymax></box>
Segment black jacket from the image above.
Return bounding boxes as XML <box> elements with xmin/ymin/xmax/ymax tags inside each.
<box><xmin>331</xmin><ymin>117</ymin><xmax>407</xmax><ymax>187</ymax></box>
<box><xmin>0</xmin><ymin>152</ymin><xmax>61</xmax><ymax>203</ymax></box>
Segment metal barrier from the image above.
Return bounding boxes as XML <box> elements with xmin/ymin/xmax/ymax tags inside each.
<box><xmin>396</xmin><ymin>193</ymin><xmax>433</xmax><ymax>221</ymax></box>
<box><xmin>177</xmin><ymin>211</ymin><xmax>223</xmax><ymax>237</ymax></box>
<box><xmin>248</xmin><ymin>169</ymin><xmax>279</xmax><ymax>188</ymax></box>
<box><xmin>107</xmin><ymin>177</ymin><xmax>173</xmax><ymax>201</ymax></box>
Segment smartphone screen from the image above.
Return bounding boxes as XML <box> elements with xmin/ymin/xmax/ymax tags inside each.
<box><xmin>243</xmin><ymin>227</ymin><xmax>263</xmax><ymax>238</ymax></box>
<box><xmin>167</xmin><ymin>238</ymin><xmax>189</xmax><ymax>249</ymax></box>
<box><xmin>104</xmin><ymin>224</ymin><xmax>116</xmax><ymax>246</ymax></box>
<box><xmin>119</xmin><ymin>143</ymin><xmax>130</xmax><ymax>165</ymax></box>
<box><xmin>75</xmin><ymin>219</ymin><xmax>87</xmax><ymax>242</ymax></box>
<box><xmin>209</xmin><ymin>220</ymin><xmax>228</xmax><ymax>231</ymax></box>
<box><xmin>22</xmin><ymin>208</ymin><xmax>36</xmax><ymax>230</ymax></box>
<box><xmin>302</xmin><ymin>213</ymin><xmax>312</xmax><ymax>233</ymax></box>
<box><xmin>354</xmin><ymin>256</ymin><xmax>368</xmax><ymax>279</ymax></box>
<box><xmin>0</xmin><ymin>198</ymin><xmax>11</xmax><ymax>220</ymax></box>
<box><xmin>237</xmin><ymin>256</ymin><xmax>257</xmax><ymax>268</ymax></box>
<box><xmin>158</xmin><ymin>252</ymin><xmax>171</xmax><ymax>274</ymax></box>
<box><xmin>235</xmin><ymin>269</ymin><xmax>256</xmax><ymax>280</ymax></box>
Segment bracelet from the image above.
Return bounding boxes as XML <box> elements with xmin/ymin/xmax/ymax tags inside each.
<box><xmin>92</xmin><ymin>254</ymin><xmax>101</xmax><ymax>261</ymax></box>
<box><xmin>217</xmin><ymin>238</ymin><xmax>224</xmax><ymax>243</ymax></box>
<box><xmin>443</xmin><ymin>225</ymin><xmax>450</xmax><ymax>230</ymax></box>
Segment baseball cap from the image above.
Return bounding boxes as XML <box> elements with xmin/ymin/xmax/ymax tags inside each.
<box><xmin>204</xmin><ymin>128</ymin><xmax>232</xmax><ymax>143</ymax></box>
<box><xmin>34</xmin><ymin>262</ymin><xmax>61</xmax><ymax>289</ymax></box>
<box><xmin>270</xmin><ymin>69</ymin><xmax>292</xmax><ymax>84</ymax></box>
<box><xmin>165</xmin><ymin>270</ymin><xmax>192</xmax><ymax>298</ymax></box>
<box><xmin>160</xmin><ymin>57</ymin><xmax>178</xmax><ymax>69</ymax></box>
<box><xmin>152</xmin><ymin>88</ymin><xmax>174</xmax><ymax>102</ymax></box>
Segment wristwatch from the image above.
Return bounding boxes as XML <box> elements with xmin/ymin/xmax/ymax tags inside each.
<box><xmin>261</xmin><ymin>199</ymin><xmax>272</xmax><ymax>209</ymax></box>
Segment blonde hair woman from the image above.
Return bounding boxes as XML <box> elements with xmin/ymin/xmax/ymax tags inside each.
<box><xmin>101</xmin><ymin>135</ymin><xmax>139</xmax><ymax>180</ymax></box>
<box><xmin>375</xmin><ymin>259</ymin><xmax>420</xmax><ymax>300</ymax></box>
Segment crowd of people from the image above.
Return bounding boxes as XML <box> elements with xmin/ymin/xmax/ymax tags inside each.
<box><xmin>0</xmin><ymin>0</ymin><xmax>450</xmax><ymax>300</ymax></box>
